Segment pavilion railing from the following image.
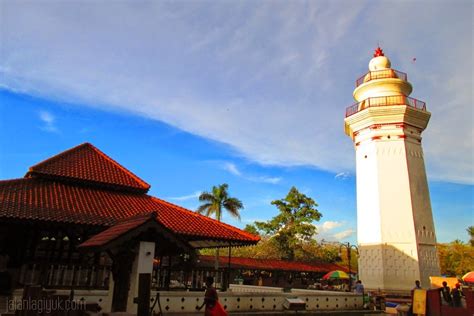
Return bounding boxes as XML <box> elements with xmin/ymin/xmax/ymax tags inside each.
<box><xmin>345</xmin><ymin>95</ymin><xmax>426</xmax><ymax>118</ymax></box>
<box><xmin>18</xmin><ymin>263</ymin><xmax>111</xmax><ymax>290</ymax></box>
<box><xmin>151</xmin><ymin>267</ymin><xmax>226</xmax><ymax>291</ymax></box>
<box><xmin>356</xmin><ymin>69</ymin><xmax>408</xmax><ymax>87</ymax></box>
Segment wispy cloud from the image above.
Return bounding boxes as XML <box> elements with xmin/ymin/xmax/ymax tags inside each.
<box><xmin>1</xmin><ymin>1</ymin><xmax>471</xmax><ymax>183</ymax></box>
<box><xmin>315</xmin><ymin>221</ymin><xmax>355</xmax><ymax>242</ymax></box>
<box><xmin>38</xmin><ymin>110</ymin><xmax>58</xmax><ymax>132</ymax></box>
<box><xmin>334</xmin><ymin>172</ymin><xmax>350</xmax><ymax>180</ymax></box>
<box><xmin>166</xmin><ymin>191</ymin><xmax>201</xmax><ymax>201</ymax></box>
<box><xmin>221</xmin><ymin>162</ymin><xmax>281</xmax><ymax>184</ymax></box>
<box><xmin>248</xmin><ymin>176</ymin><xmax>281</xmax><ymax>184</ymax></box>
<box><xmin>222</xmin><ymin>162</ymin><xmax>242</xmax><ymax>176</ymax></box>
<box><xmin>316</xmin><ymin>221</ymin><xmax>344</xmax><ymax>234</ymax></box>
<box><xmin>333</xmin><ymin>229</ymin><xmax>356</xmax><ymax>241</ymax></box>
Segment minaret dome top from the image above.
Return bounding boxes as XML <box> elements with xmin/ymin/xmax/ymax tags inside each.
<box><xmin>369</xmin><ymin>47</ymin><xmax>391</xmax><ymax>71</ymax></box>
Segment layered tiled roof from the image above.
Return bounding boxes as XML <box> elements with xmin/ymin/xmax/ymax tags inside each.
<box><xmin>0</xmin><ymin>178</ymin><xmax>259</xmax><ymax>244</ymax></box>
<box><xmin>0</xmin><ymin>144</ymin><xmax>260</xmax><ymax>247</ymax></box>
<box><xmin>198</xmin><ymin>255</ymin><xmax>350</xmax><ymax>273</ymax></box>
<box><xmin>26</xmin><ymin>143</ymin><xmax>150</xmax><ymax>192</ymax></box>
<box><xmin>78</xmin><ymin>212</ymin><xmax>189</xmax><ymax>250</ymax></box>
<box><xmin>78</xmin><ymin>213</ymin><xmax>154</xmax><ymax>248</ymax></box>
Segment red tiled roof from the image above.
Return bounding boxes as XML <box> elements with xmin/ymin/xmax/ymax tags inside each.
<box><xmin>79</xmin><ymin>213</ymin><xmax>153</xmax><ymax>248</ymax></box>
<box><xmin>198</xmin><ymin>255</ymin><xmax>349</xmax><ymax>273</ymax></box>
<box><xmin>26</xmin><ymin>143</ymin><xmax>150</xmax><ymax>192</ymax></box>
<box><xmin>0</xmin><ymin>179</ymin><xmax>259</xmax><ymax>245</ymax></box>
<box><xmin>0</xmin><ymin>143</ymin><xmax>260</xmax><ymax>246</ymax></box>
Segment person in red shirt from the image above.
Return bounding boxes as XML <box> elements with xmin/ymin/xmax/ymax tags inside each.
<box><xmin>452</xmin><ymin>283</ymin><xmax>463</xmax><ymax>307</ymax></box>
<box><xmin>198</xmin><ymin>276</ymin><xmax>228</xmax><ymax>316</ymax></box>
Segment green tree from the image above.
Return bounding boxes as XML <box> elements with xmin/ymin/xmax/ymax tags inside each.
<box><xmin>295</xmin><ymin>240</ymin><xmax>341</xmax><ymax>263</ymax></box>
<box><xmin>438</xmin><ymin>240</ymin><xmax>474</xmax><ymax>276</ymax></box>
<box><xmin>467</xmin><ymin>226</ymin><xmax>474</xmax><ymax>247</ymax></box>
<box><xmin>197</xmin><ymin>183</ymin><xmax>243</xmax><ymax>269</ymax></box>
<box><xmin>244</xmin><ymin>224</ymin><xmax>259</xmax><ymax>236</ymax></box>
<box><xmin>254</xmin><ymin>186</ymin><xmax>322</xmax><ymax>260</ymax></box>
<box><xmin>231</xmin><ymin>237</ymin><xmax>282</xmax><ymax>260</ymax></box>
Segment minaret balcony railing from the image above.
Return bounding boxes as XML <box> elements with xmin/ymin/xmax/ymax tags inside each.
<box><xmin>356</xmin><ymin>69</ymin><xmax>408</xmax><ymax>87</ymax></box>
<box><xmin>345</xmin><ymin>95</ymin><xmax>426</xmax><ymax>117</ymax></box>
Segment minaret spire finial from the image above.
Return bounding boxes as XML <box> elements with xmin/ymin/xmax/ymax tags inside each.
<box><xmin>374</xmin><ymin>46</ymin><xmax>384</xmax><ymax>57</ymax></box>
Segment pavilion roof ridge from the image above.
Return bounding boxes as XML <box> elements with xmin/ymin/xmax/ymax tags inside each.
<box><xmin>26</xmin><ymin>142</ymin><xmax>151</xmax><ymax>192</ymax></box>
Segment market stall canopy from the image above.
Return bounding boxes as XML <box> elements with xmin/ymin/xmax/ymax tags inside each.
<box><xmin>430</xmin><ymin>276</ymin><xmax>459</xmax><ymax>289</ymax></box>
<box><xmin>462</xmin><ymin>272</ymin><xmax>474</xmax><ymax>283</ymax></box>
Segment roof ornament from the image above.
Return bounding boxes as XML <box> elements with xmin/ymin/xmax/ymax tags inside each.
<box><xmin>373</xmin><ymin>47</ymin><xmax>384</xmax><ymax>57</ymax></box>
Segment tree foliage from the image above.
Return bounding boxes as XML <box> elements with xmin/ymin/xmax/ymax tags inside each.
<box><xmin>254</xmin><ymin>187</ymin><xmax>322</xmax><ymax>260</ymax></box>
<box><xmin>230</xmin><ymin>237</ymin><xmax>283</xmax><ymax>260</ymax></box>
<box><xmin>244</xmin><ymin>224</ymin><xmax>259</xmax><ymax>236</ymax></box>
<box><xmin>467</xmin><ymin>226</ymin><xmax>474</xmax><ymax>247</ymax></box>
<box><xmin>437</xmin><ymin>240</ymin><xmax>474</xmax><ymax>276</ymax></box>
<box><xmin>228</xmin><ymin>237</ymin><xmax>341</xmax><ymax>263</ymax></box>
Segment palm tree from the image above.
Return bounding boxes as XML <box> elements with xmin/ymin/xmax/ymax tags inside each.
<box><xmin>467</xmin><ymin>226</ymin><xmax>474</xmax><ymax>247</ymax></box>
<box><xmin>197</xmin><ymin>183</ymin><xmax>243</xmax><ymax>270</ymax></box>
<box><xmin>197</xmin><ymin>183</ymin><xmax>243</xmax><ymax>221</ymax></box>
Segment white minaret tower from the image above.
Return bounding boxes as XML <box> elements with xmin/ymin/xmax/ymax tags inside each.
<box><xmin>344</xmin><ymin>47</ymin><xmax>440</xmax><ymax>291</ymax></box>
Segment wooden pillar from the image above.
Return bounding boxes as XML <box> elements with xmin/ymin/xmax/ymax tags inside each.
<box><xmin>165</xmin><ymin>256</ymin><xmax>171</xmax><ymax>291</ymax></box>
<box><xmin>224</xmin><ymin>244</ymin><xmax>231</xmax><ymax>291</ymax></box>
<box><xmin>111</xmin><ymin>250</ymin><xmax>135</xmax><ymax>312</ymax></box>
<box><xmin>137</xmin><ymin>273</ymin><xmax>151</xmax><ymax>316</ymax></box>
<box><xmin>158</xmin><ymin>255</ymin><xmax>163</xmax><ymax>289</ymax></box>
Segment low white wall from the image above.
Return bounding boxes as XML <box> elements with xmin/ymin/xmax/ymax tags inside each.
<box><xmin>152</xmin><ymin>286</ymin><xmax>363</xmax><ymax>313</ymax></box>
<box><xmin>229</xmin><ymin>284</ymin><xmax>284</xmax><ymax>293</ymax></box>
<box><xmin>8</xmin><ymin>285</ymin><xmax>363</xmax><ymax>314</ymax></box>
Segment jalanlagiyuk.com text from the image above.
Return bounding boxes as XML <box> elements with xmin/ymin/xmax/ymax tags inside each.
<box><xmin>7</xmin><ymin>297</ymin><xmax>86</xmax><ymax>313</ymax></box>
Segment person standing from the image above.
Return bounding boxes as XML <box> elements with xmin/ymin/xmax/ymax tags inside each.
<box><xmin>354</xmin><ymin>280</ymin><xmax>364</xmax><ymax>294</ymax></box>
<box><xmin>413</xmin><ymin>280</ymin><xmax>422</xmax><ymax>290</ymax></box>
<box><xmin>441</xmin><ymin>281</ymin><xmax>452</xmax><ymax>305</ymax></box>
<box><xmin>452</xmin><ymin>283</ymin><xmax>462</xmax><ymax>308</ymax></box>
<box><xmin>197</xmin><ymin>276</ymin><xmax>227</xmax><ymax>316</ymax></box>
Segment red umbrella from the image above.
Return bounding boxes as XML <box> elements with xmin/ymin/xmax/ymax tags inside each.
<box><xmin>462</xmin><ymin>271</ymin><xmax>474</xmax><ymax>283</ymax></box>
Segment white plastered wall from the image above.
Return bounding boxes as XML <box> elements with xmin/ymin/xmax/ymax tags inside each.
<box><xmin>355</xmin><ymin>128</ymin><xmax>439</xmax><ymax>290</ymax></box>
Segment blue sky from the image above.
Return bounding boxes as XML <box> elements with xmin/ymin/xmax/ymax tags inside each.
<box><xmin>0</xmin><ymin>0</ymin><xmax>472</xmax><ymax>244</ymax></box>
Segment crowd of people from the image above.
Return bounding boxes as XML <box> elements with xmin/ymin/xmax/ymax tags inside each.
<box><xmin>440</xmin><ymin>280</ymin><xmax>464</xmax><ymax>307</ymax></box>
